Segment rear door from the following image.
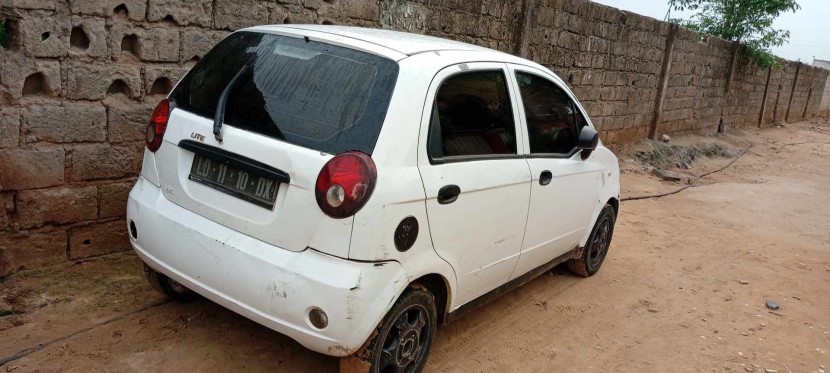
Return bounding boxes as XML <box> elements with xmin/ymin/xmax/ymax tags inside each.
<box><xmin>152</xmin><ymin>31</ymin><xmax>399</xmax><ymax>258</ymax></box>
<box><xmin>417</xmin><ymin>63</ymin><xmax>532</xmax><ymax>307</ymax></box>
<box><xmin>507</xmin><ymin>65</ymin><xmax>602</xmax><ymax>280</ymax></box>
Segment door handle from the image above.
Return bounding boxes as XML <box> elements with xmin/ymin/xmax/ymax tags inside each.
<box><xmin>539</xmin><ymin>170</ymin><xmax>553</xmax><ymax>186</ymax></box>
<box><xmin>437</xmin><ymin>185</ymin><xmax>461</xmax><ymax>205</ymax></box>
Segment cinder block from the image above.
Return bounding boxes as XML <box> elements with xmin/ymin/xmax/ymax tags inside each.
<box><xmin>69</xmin><ymin>220</ymin><xmax>131</xmax><ymax>259</ymax></box>
<box><xmin>0</xmin><ymin>54</ymin><xmax>62</xmax><ymax>100</ymax></box>
<box><xmin>107</xmin><ymin>101</ymin><xmax>154</xmax><ymax>143</ymax></box>
<box><xmin>69</xmin><ymin>0</ymin><xmax>146</xmax><ymax>21</ymax></box>
<box><xmin>68</xmin><ymin>0</ymin><xmax>106</xmax><ymax>16</ymax></box>
<box><xmin>180</xmin><ymin>28</ymin><xmax>228</xmax><ymax>62</ymax></box>
<box><xmin>0</xmin><ymin>146</ymin><xmax>65</xmax><ymax>190</ymax></box>
<box><xmin>99</xmin><ymin>182</ymin><xmax>133</xmax><ymax>218</ymax></box>
<box><xmin>109</xmin><ymin>24</ymin><xmax>180</xmax><ymax>62</ymax></box>
<box><xmin>2</xmin><ymin>0</ymin><xmax>56</xmax><ymax>10</ymax></box>
<box><xmin>147</xmin><ymin>0</ymin><xmax>213</xmax><ymax>27</ymax></box>
<box><xmin>16</xmin><ymin>186</ymin><xmax>98</xmax><ymax>228</ymax></box>
<box><xmin>144</xmin><ymin>65</ymin><xmax>190</xmax><ymax>95</ymax></box>
<box><xmin>69</xmin><ymin>16</ymin><xmax>107</xmax><ymax>58</ymax></box>
<box><xmin>142</xmin><ymin>28</ymin><xmax>181</xmax><ymax>62</ymax></box>
<box><xmin>0</xmin><ymin>228</ymin><xmax>67</xmax><ymax>276</ymax></box>
<box><xmin>214</xmin><ymin>0</ymin><xmax>269</xmax><ymax>30</ymax></box>
<box><xmin>0</xmin><ymin>108</ymin><xmax>20</xmax><ymax>148</ymax></box>
<box><xmin>342</xmin><ymin>0</ymin><xmax>380</xmax><ymax>21</ymax></box>
<box><xmin>65</xmin><ymin>60</ymin><xmax>142</xmax><ymax>100</ymax></box>
<box><xmin>19</xmin><ymin>10</ymin><xmax>71</xmax><ymax>57</ymax></box>
<box><xmin>23</xmin><ymin>102</ymin><xmax>107</xmax><ymax>143</ymax></box>
<box><xmin>70</xmin><ymin>143</ymin><xmax>143</xmax><ymax>181</ymax></box>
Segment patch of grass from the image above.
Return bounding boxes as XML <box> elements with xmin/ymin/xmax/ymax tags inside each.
<box><xmin>0</xmin><ymin>20</ymin><xmax>9</xmax><ymax>49</ymax></box>
<box><xmin>635</xmin><ymin>141</ymin><xmax>734</xmax><ymax>170</ymax></box>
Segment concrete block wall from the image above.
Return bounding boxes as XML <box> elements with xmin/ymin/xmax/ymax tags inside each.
<box><xmin>1</xmin><ymin>0</ymin><xmax>828</xmax><ymax>276</ymax></box>
<box><xmin>527</xmin><ymin>0</ymin><xmax>668</xmax><ymax>145</ymax></box>
<box><xmin>661</xmin><ymin>30</ymin><xmax>731</xmax><ymax>135</ymax></box>
<box><xmin>723</xmin><ymin>54</ymin><xmax>768</xmax><ymax>131</ymax></box>
<box><xmin>763</xmin><ymin>63</ymin><xmax>798</xmax><ymax>126</ymax></box>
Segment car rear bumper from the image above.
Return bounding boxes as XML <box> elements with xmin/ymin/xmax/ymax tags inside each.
<box><xmin>126</xmin><ymin>176</ymin><xmax>406</xmax><ymax>356</ymax></box>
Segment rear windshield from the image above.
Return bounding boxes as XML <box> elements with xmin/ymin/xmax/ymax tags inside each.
<box><xmin>170</xmin><ymin>31</ymin><xmax>399</xmax><ymax>155</ymax></box>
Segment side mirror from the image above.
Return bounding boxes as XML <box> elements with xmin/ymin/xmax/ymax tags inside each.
<box><xmin>577</xmin><ymin>126</ymin><xmax>599</xmax><ymax>160</ymax></box>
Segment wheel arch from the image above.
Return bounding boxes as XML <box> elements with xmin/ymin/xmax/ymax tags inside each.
<box><xmin>411</xmin><ymin>273</ymin><xmax>451</xmax><ymax>325</ymax></box>
<box><xmin>607</xmin><ymin>196</ymin><xmax>619</xmax><ymax>216</ymax></box>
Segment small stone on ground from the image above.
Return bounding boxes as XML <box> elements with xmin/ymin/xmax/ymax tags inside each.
<box><xmin>653</xmin><ymin>168</ymin><xmax>682</xmax><ymax>181</ymax></box>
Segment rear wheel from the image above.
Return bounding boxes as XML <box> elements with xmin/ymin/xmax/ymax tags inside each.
<box><xmin>143</xmin><ymin>264</ymin><xmax>201</xmax><ymax>302</ymax></box>
<box><xmin>568</xmin><ymin>204</ymin><xmax>616</xmax><ymax>277</ymax></box>
<box><xmin>355</xmin><ymin>286</ymin><xmax>437</xmax><ymax>373</ymax></box>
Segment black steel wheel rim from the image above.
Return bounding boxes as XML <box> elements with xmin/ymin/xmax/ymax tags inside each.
<box><xmin>378</xmin><ymin>304</ymin><xmax>431</xmax><ymax>373</ymax></box>
<box><xmin>588</xmin><ymin>217</ymin><xmax>612</xmax><ymax>268</ymax></box>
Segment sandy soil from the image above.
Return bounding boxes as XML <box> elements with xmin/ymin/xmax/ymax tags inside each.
<box><xmin>1</xmin><ymin>120</ymin><xmax>829</xmax><ymax>373</ymax></box>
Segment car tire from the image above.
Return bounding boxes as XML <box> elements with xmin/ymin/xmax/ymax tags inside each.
<box><xmin>143</xmin><ymin>264</ymin><xmax>201</xmax><ymax>302</ymax></box>
<box><xmin>568</xmin><ymin>204</ymin><xmax>616</xmax><ymax>277</ymax></box>
<box><xmin>360</xmin><ymin>285</ymin><xmax>438</xmax><ymax>373</ymax></box>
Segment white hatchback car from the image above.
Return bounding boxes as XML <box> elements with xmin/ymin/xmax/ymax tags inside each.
<box><xmin>128</xmin><ymin>25</ymin><xmax>620</xmax><ymax>372</ymax></box>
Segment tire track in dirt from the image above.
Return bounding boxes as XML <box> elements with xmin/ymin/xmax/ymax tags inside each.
<box><xmin>426</xmin><ymin>270</ymin><xmax>630</xmax><ymax>372</ymax></box>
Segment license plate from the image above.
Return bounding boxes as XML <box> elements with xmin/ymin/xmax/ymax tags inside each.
<box><xmin>189</xmin><ymin>154</ymin><xmax>279</xmax><ymax>209</ymax></box>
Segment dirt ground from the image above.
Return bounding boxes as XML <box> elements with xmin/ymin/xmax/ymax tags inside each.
<box><xmin>1</xmin><ymin>120</ymin><xmax>829</xmax><ymax>372</ymax></box>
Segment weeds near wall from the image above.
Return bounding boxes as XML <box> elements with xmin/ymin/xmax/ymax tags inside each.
<box><xmin>0</xmin><ymin>20</ymin><xmax>9</xmax><ymax>49</ymax></box>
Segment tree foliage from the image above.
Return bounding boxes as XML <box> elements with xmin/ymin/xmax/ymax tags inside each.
<box><xmin>668</xmin><ymin>0</ymin><xmax>800</xmax><ymax>67</ymax></box>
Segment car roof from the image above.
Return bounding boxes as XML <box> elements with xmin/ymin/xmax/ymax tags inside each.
<box><xmin>247</xmin><ymin>24</ymin><xmax>507</xmax><ymax>57</ymax></box>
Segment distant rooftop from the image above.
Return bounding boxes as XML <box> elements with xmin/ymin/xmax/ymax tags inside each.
<box><xmin>814</xmin><ymin>58</ymin><xmax>830</xmax><ymax>70</ymax></box>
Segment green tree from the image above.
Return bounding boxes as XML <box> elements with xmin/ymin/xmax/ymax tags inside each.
<box><xmin>668</xmin><ymin>0</ymin><xmax>800</xmax><ymax>67</ymax></box>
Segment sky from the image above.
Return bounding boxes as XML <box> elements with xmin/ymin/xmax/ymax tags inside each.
<box><xmin>591</xmin><ymin>0</ymin><xmax>830</xmax><ymax>64</ymax></box>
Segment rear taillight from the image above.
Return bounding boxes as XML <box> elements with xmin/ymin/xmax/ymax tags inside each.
<box><xmin>315</xmin><ymin>151</ymin><xmax>377</xmax><ymax>219</ymax></box>
<box><xmin>145</xmin><ymin>99</ymin><xmax>170</xmax><ymax>152</ymax></box>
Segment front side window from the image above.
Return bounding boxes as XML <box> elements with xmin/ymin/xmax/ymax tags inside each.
<box><xmin>428</xmin><ymin>70</ymin><xmax>517</xmax><ymax>159</ymax></box>
<box><xmin>515</xmin><ymin>72</ymin><xmax>587</xmax><ymax>155</ymax></box>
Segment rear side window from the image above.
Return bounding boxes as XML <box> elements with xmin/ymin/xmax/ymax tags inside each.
<box><xmin>515</xmin><ymin>72</ymin><xmax>587</xmax><ymax>154</ymax></box>
<box><xmin>428</xmin><ymin>71</ymin><xmax>517</xmax><ymax>159</ymax></box>
<box><xmin>171</xmin><ymin>31</ymin><xmax>399</xmax><ymax>155</ymax></box>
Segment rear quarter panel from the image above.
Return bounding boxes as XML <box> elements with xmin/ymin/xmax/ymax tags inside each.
<box><xmin>348</xmin><ymin>53</ymin><xmax>464</xmax><ymax>306</ymax></box>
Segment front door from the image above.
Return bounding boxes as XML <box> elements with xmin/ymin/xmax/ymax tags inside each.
<box><xmin>418</xmin><ymin>63</ymin><xmax>532</xmax><ymax>307</ymax></box>
<box><xmin>507</xmin><ymin>66</ymin><xmax>603</xmax><ymax>280</ymax></box>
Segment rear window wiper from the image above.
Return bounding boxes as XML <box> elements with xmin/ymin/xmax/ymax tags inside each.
<box><xmin>213</xmin><ymin>64</ymin><xmax>250</xmax><ymax>143</ymax></box>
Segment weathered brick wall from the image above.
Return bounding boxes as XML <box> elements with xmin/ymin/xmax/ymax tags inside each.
<box><xmin>787</xmin><ymin>63</ymin><xmax>829</xmax><ymax>122</ymax></box>
<box><xmin>1</xmin><ymin>0</ymin><xmax>828</xmax><ymax>276</ymax></box>
<box><xmin>661</xmin><ymin>30</ymin><xmax>732</xmax><ymax>135</ymax></box>
<box><xmin>764</xmin><ymin>63</ymin><xmax>798</xmax><ymax>126</ymax></box>
<box><xmin>527</xmin><ymin>1</ymin><xmax>667</xmax><ymax>145</ymax></box>
<box><xmin>722</xmin><ymin>54</ymin><xmax>768</xmax><ymax>131</ymax></box>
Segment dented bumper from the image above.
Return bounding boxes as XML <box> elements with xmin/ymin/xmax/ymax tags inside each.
<box><xmin>127</xmin><ymin>177</ymin><xmax>406</xmax><ymax>356</ymax></box>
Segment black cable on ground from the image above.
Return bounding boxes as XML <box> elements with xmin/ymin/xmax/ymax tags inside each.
<box><xmin>621</xmin><ymin>141</ymin><xmax>830</xmax><ymax>202</ymax></box>
<box><xmin>0</xmin><ymin>299</ymin><xmax>170</xmax><ymax>367</ymax></box>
